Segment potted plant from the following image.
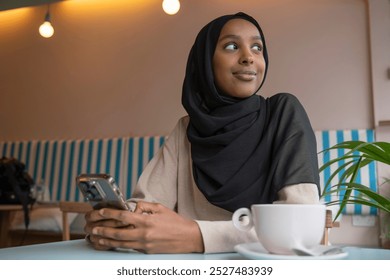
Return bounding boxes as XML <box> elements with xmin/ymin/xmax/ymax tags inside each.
<box><xmin>319</xmin><ymin>140</ymin><xmax>390</xmax><ymax>249</ymax></box>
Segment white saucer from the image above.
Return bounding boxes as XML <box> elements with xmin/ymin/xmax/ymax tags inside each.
<box><xmin>235</xmin><ymin>243</ymin><xmax>348</xmax><ymax>260</ymax></box>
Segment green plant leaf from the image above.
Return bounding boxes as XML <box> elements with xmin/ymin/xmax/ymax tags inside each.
<box><xmin>319</xmin><ymin>140</ymin><xmax>390</xmax><ymax>221</ymax></box>
<box><xmin>319</xmin><ymin>155</ymin><xmax>358</xmax><ymax>173</ymax></box>
<box><xmin>322</xmin><ymin>160</ymin><xmax>355</xmax><ymax>195</ymax></box>
<box><xmin>325</xmin><ymin>198</ymin><xmax>390</xmax><ymax>213</ymax></box>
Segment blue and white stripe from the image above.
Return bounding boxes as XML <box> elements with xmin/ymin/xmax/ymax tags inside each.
<box><xmin>121</xmin><ymin>136</ymin><xmax>165</xmax><ymax>198</ymax></box>
<box><xmin>0</xmin><ymin>138</ymin><xmax>127</xmax><ymax>202</ymax></box>
<box><xmin>315</xmin><ymin>129</ymin><xmax>377</xmax><ymax>215</ymax></box>
<box><xmin>1</xmin><ymin>131</ymin><xmax>377</xmax><ymax>215</ymax></box>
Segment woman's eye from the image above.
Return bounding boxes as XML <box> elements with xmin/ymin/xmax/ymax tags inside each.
<box><xmin>224</xmin><ymin>43</ymin><xmax>238</xmax><ymax>50</ymax></box>
<box><xmin>252</xmin><ymin>44</ymin><xmax>263</xmax><ymax>52</ymax></box>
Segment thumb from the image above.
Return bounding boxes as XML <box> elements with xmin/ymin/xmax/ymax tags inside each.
<box><xmin>134</xmin><ymin>201</ymin><xmax>163</xmax><ymax>214</ymax></box>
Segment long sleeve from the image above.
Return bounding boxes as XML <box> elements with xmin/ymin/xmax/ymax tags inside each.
<box><xmin>196</xmin><ymin>220</ymin><xmax>258</xmax><ymax>253</ymax></box>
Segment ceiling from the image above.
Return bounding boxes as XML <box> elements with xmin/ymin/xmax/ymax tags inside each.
<box><xmin>0</xmin><ymin>0</ymin><xmax>64</xmax><ymax>11</ymax></box>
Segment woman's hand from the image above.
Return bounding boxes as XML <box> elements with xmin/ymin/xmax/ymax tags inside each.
<box><xmin>84</xmin><ymin>208</ymin><xmax>129</xmax><ymax>251</ymax></box>
<box><xmin>84</xmin><ymin>201</ymin><xmax>204</xmax><ymax>254</ymax></box>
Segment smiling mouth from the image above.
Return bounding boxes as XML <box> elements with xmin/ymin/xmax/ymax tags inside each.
<box><xmin>233</xmin><ymin>71</ymin><xmax>257</xmax><ymax>81</ymax></box>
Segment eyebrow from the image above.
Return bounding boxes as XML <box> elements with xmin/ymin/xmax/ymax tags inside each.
<box><xmin>218</xmin><ymin>34</ymin><xmax>263</xmax><ymax>42</ymax></box>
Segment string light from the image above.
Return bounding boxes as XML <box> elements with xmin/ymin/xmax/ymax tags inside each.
<box><xmin>39</xmin><ymin>5</ymin><xmax>54</xmax><ymax>38</ymax></box>
<box><xmin>162</xmin><ymin>0</ymin><xmax>180</xmax><ymax>15</ymax></box>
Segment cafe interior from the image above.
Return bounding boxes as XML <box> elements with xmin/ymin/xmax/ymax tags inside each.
<box><xmin>0</xmin><ymin>0</ymin><xmax>389</xmax><ymax>259</ymax></box>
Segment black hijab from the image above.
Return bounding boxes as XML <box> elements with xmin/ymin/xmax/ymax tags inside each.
<box><xmin>182</xmin><ymin>12</ymin><xmax>320</xmax><ymax>212</ymax></box>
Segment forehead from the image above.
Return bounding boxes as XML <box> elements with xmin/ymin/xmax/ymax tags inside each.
<box><xmin>219</xmin><ymin>18</ymin><xmax>261</xmax><ymax>38</ymax></box>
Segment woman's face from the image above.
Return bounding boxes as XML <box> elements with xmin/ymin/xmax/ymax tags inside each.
<box><xmin>212</xmin><ymin>19</ymin><xmax>266</xmax><ymax>99</ymax></box>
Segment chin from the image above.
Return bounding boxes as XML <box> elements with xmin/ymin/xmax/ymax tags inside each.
<box><xmin>231</xmin><ymin>91</ymin><xmax>257</xmax><ymax>99</ymax></box>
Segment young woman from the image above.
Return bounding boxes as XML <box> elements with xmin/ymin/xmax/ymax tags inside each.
<box><xmin>84</xmin><ymin>12</ymin><xmax>320</xmax><ymax>254</ymax></box>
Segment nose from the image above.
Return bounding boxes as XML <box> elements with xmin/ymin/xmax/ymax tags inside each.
<box><xmin>239</xmin><ymin>48</ymin><xmax>254</xmax><ymax>65</ymax></box>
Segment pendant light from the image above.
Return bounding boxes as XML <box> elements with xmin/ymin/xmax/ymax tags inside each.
<box><xmin>39</xmin><ymin>5</ymin><xmax>54</xmax><ymax>38</ymax></box>
<box><xmin>162</xmin><ymin>0</ymin><xmax>180</xmax><ymax>15</ymax></box>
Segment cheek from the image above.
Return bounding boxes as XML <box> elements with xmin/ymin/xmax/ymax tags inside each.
<box><xmin>257</xmin><ymin>59</ymin><xmax>266</xmax><ymax>82</ymax></box>
<box><xmin>258</xmin><ymin>57</ymin><xmax>266</xmax><ymax>72</ymax></box>
<box><xmin>212</xmin><ymin>60</ymin><xmax>229</xmax><ymax>88</ymax></box>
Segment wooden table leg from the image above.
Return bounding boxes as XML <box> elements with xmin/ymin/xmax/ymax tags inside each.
<box><xmin>62</xmin><ymin>211</ymin><xmax>70</xmax><ymax>241</ymax></box>
<box><xmin>0</xmin><ymin>211</ymin><xmax>12</xmax><ymax>248</ymax></box>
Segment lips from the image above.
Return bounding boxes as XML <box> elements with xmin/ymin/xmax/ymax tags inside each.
<box><xmin>233</xmin><ymin>70</ymin><xmax>257</xmax><ymax>81</ymax></box>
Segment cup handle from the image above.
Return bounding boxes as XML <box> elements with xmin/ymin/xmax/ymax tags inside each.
<box><xmin>232</xmin><ymin>207</ymin><xmax>253</xmax><ymax>231</ymax></box>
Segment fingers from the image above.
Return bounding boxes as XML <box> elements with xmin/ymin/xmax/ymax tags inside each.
<box><xmin>133</xmin><ymin>201</ymin><xmax>164</xmax><ymax>214</ymax></box>
<box><xmin>84</xmin><ymin>219</ymin><xmax>127</xmax><ymax>235</ymax></box>
<box><xmin>86</xmin><ymin>209</ymin><xmax>141</xmax><ymax>242</ymax></box>
<box><xmin>87</xmin><ymin>208</ymin><xmax>134</xmax><ymax>223</ymax></box>
<box><xmin>90</xmin><ymin>225</ymin><xmax>147</xmax><ymax>252</ymax></box>
<box><xmin>90</xmin><ymin>227</ymin><xmax>163</xmax><ymax>253</ymax></box>
<box><xmin>92</xmin><ymin>225</ymin><xmax>139</xmax><ymax>241</ymax></box>
<box><xmin>84</xmin><ymin>208</ymin><xmax>135</xmax><ymax>238</ymax></box>
<box><xmin>86</xmin><ymin>208</ymin><xmax>131</xmax><ymax>220</ymax></box>
<box><xmin>85</xmin><ymin>209</ymin><xmax>106</xmax><ymax>222</ymax></box>
<box><xmin>87</xmin><ymin>233</ymin><xmax>114</xmax><ymax>251</ymax></box>
<box><xmin>96</xmin><ymin>238</ymin><xmax>146</xmax><ymax>252</ymax></box>
<box><xmin>88</xmin><ymin>208</ymin><xmax>153</xmax><ymax>251</ymax></box>
<box><xmin>84</xmin><ymin>207</ymin><xmax>149</xmax><ymax>252</ymax></box>
<box><xmin>86</xmin><ymin>202</ymin><xmax>162</xmax><ymax>224</ymax></box>
<box><xmin>87</xmin><ymin>225</ymin><xmax>138</xmax><ymax>251</ymax></box>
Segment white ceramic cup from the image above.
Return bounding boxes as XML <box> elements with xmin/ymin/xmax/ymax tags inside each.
<box><xmin>232</xmin><ymin>204</ymin><xmax>326</xmax><ymax>255</ymax></box>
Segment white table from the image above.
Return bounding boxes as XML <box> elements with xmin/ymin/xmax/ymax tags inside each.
<box><xmin>0</xmin><ymin>239</ymin><xmax>389</xmax><ymax>260</ymax></box>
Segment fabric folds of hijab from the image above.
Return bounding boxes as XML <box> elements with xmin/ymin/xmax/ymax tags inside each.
<box><xmin>182</xmin><ymin>12</ymin><xmax>320</xmax><ymax>212</ymax></box>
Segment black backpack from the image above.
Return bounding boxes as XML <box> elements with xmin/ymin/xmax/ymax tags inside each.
<box><xmin>0</xmin><ymin>157</ymin><xmax>36</xmax><ymax>228</ymax></box>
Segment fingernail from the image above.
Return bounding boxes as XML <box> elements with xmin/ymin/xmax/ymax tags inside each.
<box><xmin>99</xmin><ymin>209</ymin><xmax>105</xmax><ymax>216</ymax></box>
<box><xmin>98</xmin><ymin>239</ymin><xmax>105</xmax><ymax>245</ymax></box>
<box><xmin>92</xmin><ymin>228</ymin><xmax>98</xmax><ymax>235</ymax></box>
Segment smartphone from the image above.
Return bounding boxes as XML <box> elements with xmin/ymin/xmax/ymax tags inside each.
<box><xmin>76</xmin><ymin>173</ymin><xmax>130</xmax><ymax>210</ymax></box>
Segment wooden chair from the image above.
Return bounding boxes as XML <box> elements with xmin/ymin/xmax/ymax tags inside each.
<box><xmin>59</xmin><ymin>201</ymin><xmax>92</xmax><ymax>241</ymax></box>
<box><xmin>322</xmin><ymin>209</ymin><xmax>340</xmax><ymax>245</ymax></box>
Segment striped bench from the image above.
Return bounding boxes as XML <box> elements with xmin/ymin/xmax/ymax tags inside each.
<box><xmin>0</xmin><ymin>136</ymin><xmax>165</xmax><ymax>204</ymax></box>
<box><xmin>0</xmin><ymin>128</ymin><xmax>378</xmax><ymax>238</ymax></box>
<box><xmin>315</xmin><ymin>129</ymin><xmax>377</xmax><ymax>215</ymax></box>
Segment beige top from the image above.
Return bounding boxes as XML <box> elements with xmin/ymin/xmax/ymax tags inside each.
<box><xmin>129</xmin><ymin>116</ymin><xmax>319</xmax><ymax>253</ymax></box>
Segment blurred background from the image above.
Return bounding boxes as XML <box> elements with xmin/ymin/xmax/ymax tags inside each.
<box><xmin>0</xmin><ymin>0</ymin><xmax>388</xmax><ymax>141</ymax></box>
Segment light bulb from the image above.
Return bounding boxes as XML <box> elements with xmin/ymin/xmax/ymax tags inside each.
<box><xmin>39</xmin><ymin>8</ymin><xmax>54</xmax><ymax>39</ymax></box>
<box><xmin>39</xmin><ymin>21</ymin><xmax>54</xmax><ymax>38</ymax></box>
<box><xmin>162</xmin><ymin>0</ymin><xmax>180</xmax><ymax>15</ymax></box>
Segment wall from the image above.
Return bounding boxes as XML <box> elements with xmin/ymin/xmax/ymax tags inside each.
<box><xmin>369</xmin><ymin>0</ymin><xmax>390</xmax><ymax>127</ymax></box>
<box><xmin>0</xmin><ymin>0</ymin><xmax>387</xmax><ymax>247</ymax></box>
<box><xmin>368</xmin><ymin>0</ymin><xmax>390</xmax><ymax>248</ymax></box>
<box><xmin>0</xmin><ymin>0</ymin><xmax>372</xmax><ymax>141</ymax></box>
